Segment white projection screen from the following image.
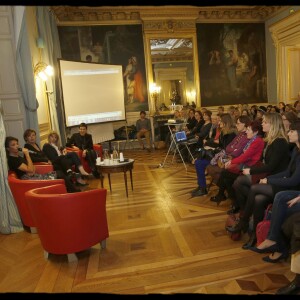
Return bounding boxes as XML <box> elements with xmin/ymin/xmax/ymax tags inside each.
<box><xmin>58</xmin><ymin>59</ymin><xmax>126</xmax><ymax>127</ymax></box>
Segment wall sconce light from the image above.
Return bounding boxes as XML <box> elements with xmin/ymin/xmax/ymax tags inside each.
<box><xmin>34</xmin><ymin>62</ymin><xmax>54</xmax><ymax>81</ymax></box>
<box><xmin>33</xmin><ymin>37</ymin><xmax>54</xmax><ymax>81</ymax></box>
<box><xmin>150</xmin><ymin>83</ymin><xmax>161</xmax><ymax>115</ymax></box>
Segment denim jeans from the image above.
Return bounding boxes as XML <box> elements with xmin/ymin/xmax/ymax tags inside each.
<box><xmin>268</xmin><ymin>190</ymin><xmax>300</xmax><ymax>244</ymax></box>
<box><xmin>195</xmin><ymin>158</ymin><xmax>210</xmax><ymax>188</ymax></box>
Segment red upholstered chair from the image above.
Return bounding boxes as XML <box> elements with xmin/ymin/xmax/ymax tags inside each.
<box><xmin>25</xmin><ymin>184</ymin><xmax>108</xmax><ymax>262</ymax></box>
<box><xmin>66</xmin><ymin>144</ymin><xmax>103</xmax><ymax>173</ymax></box>
<box><xmin>8</xmin><ymin>164</ymin><xmax>64</xmax><ymax>233</ymax></box>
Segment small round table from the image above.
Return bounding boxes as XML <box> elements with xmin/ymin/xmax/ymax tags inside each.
<box><xmin>96</xmin><ymin>159</ymin><xmax>134</xmax><ymax>197</ymax></box>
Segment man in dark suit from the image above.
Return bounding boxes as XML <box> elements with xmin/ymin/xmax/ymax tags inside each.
<box><xmin>66</xmin><ymin>123</ymin><xmax>100</xmax><ymax>178</ymax></box>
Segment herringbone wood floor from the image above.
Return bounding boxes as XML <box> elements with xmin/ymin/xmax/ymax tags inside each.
<box><xmin>0</xmin><ymin>148</ymin><xmax>292</xmax><ymax>294</ymax></box>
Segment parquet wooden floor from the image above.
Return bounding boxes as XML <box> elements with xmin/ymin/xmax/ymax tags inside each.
<box><xmin>0</xmin><ymin>148</ymin><xmax>292</xmax><ymax>294</ymax></box>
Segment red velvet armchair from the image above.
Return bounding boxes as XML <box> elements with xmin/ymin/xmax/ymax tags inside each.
<box><xmin>25</xmin><ymin>184</ymin><xmax>108</xmax><ymax>262</ymax></box>
<box><xmin>8</xmin><ymin>164</ymin><xmax>64</xmax><ymax>233</ymax></box>
<box><xmin>66</xmin><ymin>144</ymin><xmax>103</xmax><ymax>173</ymax></box>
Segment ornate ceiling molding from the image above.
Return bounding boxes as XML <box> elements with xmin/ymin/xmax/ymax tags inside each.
<box><xmin>197</xmin><ymin>6</ymin><xmax>285</xmax><ymax>21</ymax></box>
<box><xmin>49</xmin><ymin>6</ymin><xmax>287</xmax><ymax>24</ymax></box>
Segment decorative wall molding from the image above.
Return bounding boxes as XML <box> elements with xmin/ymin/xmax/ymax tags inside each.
<box><xmin>50</xmin><ymin>6</ymin><xmax>286</xmax><ymax>24</ymax></box>
<box><xmin>143</xmin><ymin>20</ymin><xmax>196</xmax><ymax>34</ymax></box>
<box><xmin>197</xmin><ymin>6</ymin><xmax>285</xmax><ymax>21</ymax></box>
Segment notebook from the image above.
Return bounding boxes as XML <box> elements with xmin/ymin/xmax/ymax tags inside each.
<box><xmin>175</xmin><ymin>131</ymin><xmax>187</xmax><ymax>143</ymax></box>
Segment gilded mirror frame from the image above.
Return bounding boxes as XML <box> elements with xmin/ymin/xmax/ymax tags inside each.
<box><xmin>144</xmin><ymin>32</ymin><xmax>200</xmax><ymax>114</ymax></box>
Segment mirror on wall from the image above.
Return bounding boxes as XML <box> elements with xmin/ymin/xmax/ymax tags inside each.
<box><xmin>149</xmin><ymin>38</ymin><xmax>197</xmax><ymax>110</ymax></box>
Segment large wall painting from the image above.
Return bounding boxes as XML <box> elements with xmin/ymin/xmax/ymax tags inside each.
<box><xmin>58</xmin><ymin>24</ymin><xmax>148</xmax><ymax>113</ymax></box>
<box><xmin>196</xmin><ymin>23</ymin><xmax>267</xmax><ymax>107</ymax></box>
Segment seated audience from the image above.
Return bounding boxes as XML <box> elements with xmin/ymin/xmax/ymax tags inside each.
<box><xmin>5</xmin><ymin>136</ymin><xmax>80</xmax><ymax>193</ymax></box>
<box><xmin>212</xmin><ymin>119</ymin><xmax>264</xmax><ymax>207</ymax></box>
<box><xmin>191</xmin><ymin>113</ymin><xmax>237</xmax><ymax>197</ymax></box>
<box><xmin>136</xmin><ymin>110</ymin><xmax>152</xmax><ymax>151</ymax></box>
<box><xmin>227</xmin><ymin>118</ymin><xmax>300</xmax><ymax>250</ymax></box>
<box><xmin>206</xmin><ymin>115</ymin><xmax>251</xmax><ymax>202</ymax></box>
<box><xmin>229</xmin><ymin>112</ymin><xmax>290</xmax><ymax>221</ymax></box>
<box><xmin>66</xmin><ymin>122</ymin><xmax>101</xmax><ymax>178</ymax></box>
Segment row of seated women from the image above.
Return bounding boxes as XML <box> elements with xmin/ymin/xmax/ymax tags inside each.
<box><xmin>5</xmin><ymin>127</ymin><xmax>99</xmax><ymax>193</ymax></box>
<box><xmin>189</xmin><ymin>110</ymin><xmax>300</xmax><ymax>294</ymax></box>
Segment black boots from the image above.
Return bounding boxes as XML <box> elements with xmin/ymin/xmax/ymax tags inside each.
<box><xmin>192</xmin><ymin>187</ymin><xmax>208</xmax><ymax>197</ymax></box>
<box><xmin>276</xmin><ymin>274</ymin><xmax>300</xmax><ymax>295</ymax></box>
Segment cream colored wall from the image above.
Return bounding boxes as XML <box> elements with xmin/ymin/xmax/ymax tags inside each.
<box><xmin>269</xmin><ymin>8</ymin><xmax>300</xmax><ymax>105</ymax></box>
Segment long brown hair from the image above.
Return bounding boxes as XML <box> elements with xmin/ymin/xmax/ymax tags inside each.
<box><xmin>220</xmin><ymin>113</ymin><xmax>237</xmax><ymax>135</ymax></box>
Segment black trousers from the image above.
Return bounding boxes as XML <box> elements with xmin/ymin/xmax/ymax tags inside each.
<box><xmin>85</xmin><ymin>149</ymin><xmax>97</xmax><ymax>171</ymax></box>
<box><xmin>216</xmin><ymin>169</ymin><xmax>239</xmax><ymax>200</ymax></box>
<box><xmin>55</xmin><ymin>170</ymin><xmax>77</xmax><ymax>193</ymax></box>
<box><xmin>241</xmin><ymin>183</ymin><xmax>274</xmax><ymax>232</ymax></box>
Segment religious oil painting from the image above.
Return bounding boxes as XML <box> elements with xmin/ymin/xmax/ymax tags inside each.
<box><xmin>196</xmin><ymin>23</ymin><xmax>267</xmax><ymax>107</ymax></box>
<box><xmin>58</xmin><ymin>24</ymin><xmax>148</xmax><ymax>113</ymax></box>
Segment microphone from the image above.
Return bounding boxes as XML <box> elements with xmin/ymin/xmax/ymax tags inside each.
<box><xmin>18</xmin><ymin>147</ymin><xmax>36</xmax><ymax>154</ymax></box>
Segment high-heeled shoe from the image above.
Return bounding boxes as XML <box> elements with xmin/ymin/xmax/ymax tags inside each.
<box><xmin>276</xmin><ymin>275</ymin><xmax>300</xmax><ymax>295</ymax></box>
<box><xmin>226</xmin><ymin>218</ymin><xmax>248</xmax><ymax>233</ymax></box>
<box><xmin>76</xmin><ymin>181</ymin><xmax>89</xmax><ymax>186</ymax></box>
<box><xmin>210</xmin><ymin>194</ymin><xmax>227</xmax><ymax>206</ymax></box>
<box><xmin>249</xmin><ymin>243</ymin><xmax>279</xmax><ymax>254</ymax></box>
<box><xmin>262</xmin><ymin>251</ymin><xmax>289</xmax><ymax>263</ymax></box>
<box><xmin>242</xmin><ymin>233</ymin><xmax>257</xmax><ymax>250</ymax></box>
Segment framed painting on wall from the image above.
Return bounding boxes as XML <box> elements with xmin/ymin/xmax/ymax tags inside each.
<box><xmin>58</xmin><ymin>24</ymin><xmax>148</xmax><ymax>113</ymax></box>
<box><xmin>196</xmin><ymin>23</ymin><xmax>267</xmax><ymax>107</ymax></box>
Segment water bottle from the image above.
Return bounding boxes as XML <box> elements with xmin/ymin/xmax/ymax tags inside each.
<box><xmin>103</xmin><ymin>149</ymin><xmax>110</xmax><ymax>164</ymax></box>
<box><xmin>112</xmin><ymin>146</ymin><xmax>119</xmax><ymax>163</ymax></box>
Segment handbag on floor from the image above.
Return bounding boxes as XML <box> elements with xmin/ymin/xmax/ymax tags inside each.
<box><xmin>225</xmin><ymin>213</ymin><xmax>242</xmax><ymax>241</ymax></box>
<box><xmin>256</xmin><ymin>204</ymin><xmax>272</xmax><ymax>246</ymax></box>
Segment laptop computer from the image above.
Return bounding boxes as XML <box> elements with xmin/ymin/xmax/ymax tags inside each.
<box><xmin>175</xmin><ymin>131</ymin><xmax>188</xmax><ymax>143</ymax></box>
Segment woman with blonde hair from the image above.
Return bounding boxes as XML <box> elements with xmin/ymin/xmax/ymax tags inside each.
<box><xmin>42</xmin><ymin>131</ymin><xmax>89</xmax><ymax>186</ymax></box>
<box><xmin>227</xmin><ymin>113</ymin><xmax>291</xmax><ymax>248</ymax></box>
